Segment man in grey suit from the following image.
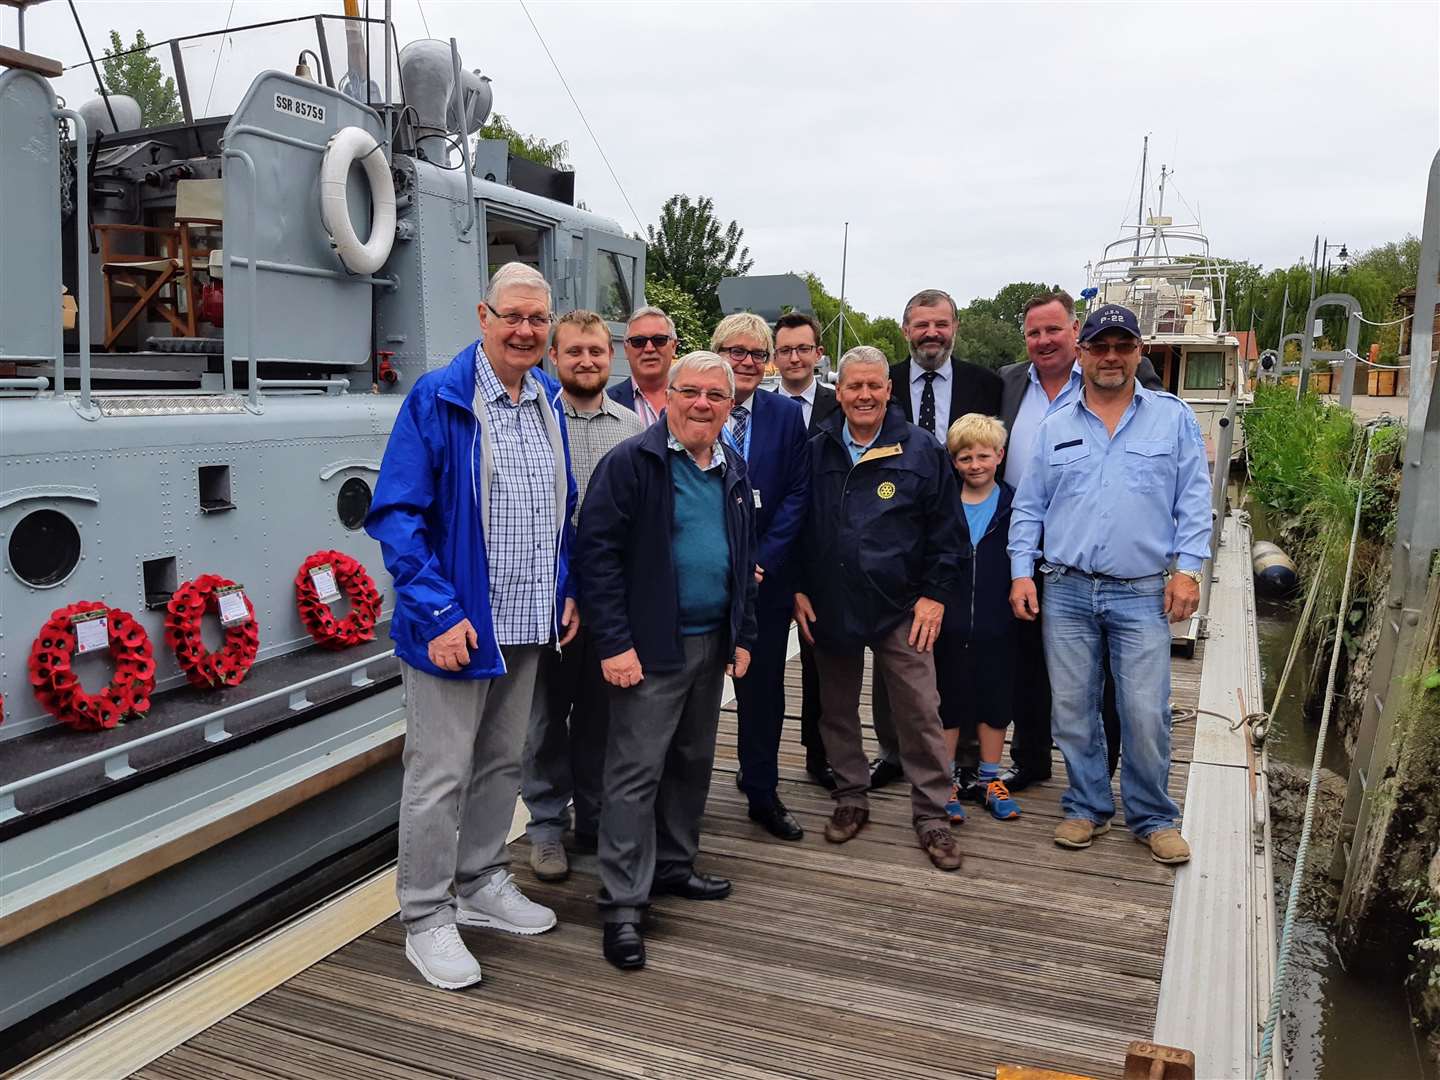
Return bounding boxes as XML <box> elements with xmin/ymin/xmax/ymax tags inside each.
<box><xmin>994</xmin><ymin>290</ymin><xmax>1162</xmax><ymax>792</ymax></box>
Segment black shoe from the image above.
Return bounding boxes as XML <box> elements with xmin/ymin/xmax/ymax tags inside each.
<box><xmin>805</xmin><ymin>757</ymin><xmax>837</xmax><ymax>791</ymax></box>
<box><xmin>953</xmin><ymin>765</ymin><xmax>987</xmax><ymax>804</ymax></box>
<box><xmin>603</xmin><ymin>922</ymin><xmax>645</xmax><ymax>970</ymax></box>
<box><xmin>651</xmin><ymin>871</ymin><xmax>732</xmax><ymax>901</ymax></box>
<box><xmin>570</xmin><ymin>831</ymin><xmax>598</xmax><ymax>855</ymax></box>
<box><xmin>734</xmin><ymin>769</ymin><xmax>744</xmax><ymax>791</ymax></box>
<box><xmin>998</xmin><ymin>764</ymin><xmax>1051</xmax><ymax>792</ymax></box>
<box><xmin>868</xmin><ymin>757</ymin><xmax>904</xmax><ymax>790</ymax></box>
<box><xmin>748</xmin><ymin>800</ymin><xmax>804</xmax><ymax>841</ymax></box>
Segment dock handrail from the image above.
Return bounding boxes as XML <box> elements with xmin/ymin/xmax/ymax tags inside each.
<box><xmin>0</xmin><ymin>649</ymin><xmax>396</xmax><ymax>823</ymax></box>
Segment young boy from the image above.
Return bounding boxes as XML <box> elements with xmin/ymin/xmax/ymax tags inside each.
<box><xmin>940</xmin><ymin>414</ymin><xmax>1022</xmax><ymax>822</ymax></box>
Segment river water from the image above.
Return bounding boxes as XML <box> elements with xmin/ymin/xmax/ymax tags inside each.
<box><xmin>1248</xmin><ymin>498</ymin><xmax>1433</xmax><ymax>1079</ymax></box>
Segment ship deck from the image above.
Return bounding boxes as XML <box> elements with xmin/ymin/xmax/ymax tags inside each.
<box><xmin>118</xmin><ymin>641</ymin><xmax>1204</xmax><ymax>1080</ymax></box>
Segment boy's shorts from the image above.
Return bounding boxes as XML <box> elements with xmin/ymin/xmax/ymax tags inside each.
<box><xmin>937</xmin><ymin>632</ymin><xmax>1016</xmax><ymax>732</ymax></box>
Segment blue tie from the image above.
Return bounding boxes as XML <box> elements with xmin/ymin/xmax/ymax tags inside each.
<box><xmin>731</xmin><ymin>404</ymin><xmax>750</xmax><ymax>458</ymax></box>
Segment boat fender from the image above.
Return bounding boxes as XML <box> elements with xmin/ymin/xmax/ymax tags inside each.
<box><xmin>1252</xmin><ymin>540</ymin><xmax>1299</xmax><ymax>596</ymax></box>
<box><xmin>319</xmin><ymin>126</ymin><xmax>396</xmax><ymax>276</ymax></box>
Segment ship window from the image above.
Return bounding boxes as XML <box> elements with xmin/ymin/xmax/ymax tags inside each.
<box><xmin>8</xmin><ymin>509</ymin><xmax>81</xmax><ymax>587</ymax></box>
<box><xmin>143</xmin><ymin>556</ymin><xmax>178</xmax><ymax>609</ymax></box>
<box><xmin>337</xmin><ymin>476</ymin><xmax>372</xmax><ymax>530</ymax></box>
<box><xmin>595</xmin><ymin>251</ymin><xmax>635</xmax><ymax>323</ymax></box>
<box><xmin>487</xmin><ymin>218</ymin><xmax>546</xmax><ymax>279</ymax></box>
<box><xmin>1183</xmin><ymin>351</ymin><xmax>1225</xmax><ymax>390</ymax></box>
<box><xmin>199</xmin><ymin>465</ymin><xmax>235</xmax><ymax>512</ymax></box>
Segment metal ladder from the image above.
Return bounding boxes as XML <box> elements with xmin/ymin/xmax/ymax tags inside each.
<box><xmin>1332</xmin><ymin>149</ymin><xmax>1440</xmax><ymax>913</ymax></box>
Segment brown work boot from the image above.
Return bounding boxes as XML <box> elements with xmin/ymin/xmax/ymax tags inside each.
<box><xmin>1053</xmin><ymin>818</ymin><xmax>1111</xmax><ymax>850</ymax></box>
<box><xmin>918</xmin><ymin>826</ymin><xmax>963</xmax><ymax>871</ymax></box>
<box><xmin>1140</xmin><ymin>828</ymin><xmax>1191</xmax><ymax>865</ymax></box>
<box><xmin>823</xmin><ymin>804</ymin><xmax>870</xmax><ymax>843</ymax></box>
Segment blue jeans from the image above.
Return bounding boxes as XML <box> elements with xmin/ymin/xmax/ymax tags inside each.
<box><xmin>1040</xmin><ymin>565</ymin><xmax>1179</xmax><ymax>838</ymax></box>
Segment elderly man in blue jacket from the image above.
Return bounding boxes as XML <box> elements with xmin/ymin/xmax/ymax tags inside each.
<box><xmin>579</xmin><ymin>350</ymin><xmax>758</xmax><ymax>971</ymax></box>
<box><xmin>366</xmin><ymin>262</ymin><xmax>579</xmax><ymax>992</ymax></box>
<box><xmin>793</xmin><ymin>346</ymin><xmax>965</xmax><ymax>872</ymax></box>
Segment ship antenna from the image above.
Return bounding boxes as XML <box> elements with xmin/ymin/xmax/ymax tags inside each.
<box><xmin>65</xmin><ymin>0</ymin><xmax>117</xmax><ymax>132</ymax></box>
<box><xmin>1134</xmin><ymin>133</ymin><xmax>1148</xmax><ymax>258</ymax></box>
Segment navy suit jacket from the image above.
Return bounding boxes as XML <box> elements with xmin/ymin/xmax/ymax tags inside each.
<box><xmin>808</xmin><ymin>381</ymin><xmax>840</xmax><ymax>433</ymax></box>
<box><xmin>606</xmin><ymin>379</ymin><xmax>638</xmax><ymax>414</ymax></box>
<box><xmin>726</xmin><ymin>388</ymin><xmax>810</xmax><ymax>612</ymax></box>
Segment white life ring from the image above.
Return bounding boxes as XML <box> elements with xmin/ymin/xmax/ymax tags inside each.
<box><xmin>319</xmin><ymin>126</ymin><xmax>396</xmax><ymax>276</ymax></box>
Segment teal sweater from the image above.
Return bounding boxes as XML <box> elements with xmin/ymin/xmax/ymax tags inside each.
<box><xmin>669</xmin><ymin>453</ymin><xmax>732</xmax><ymax>635</ymax></box>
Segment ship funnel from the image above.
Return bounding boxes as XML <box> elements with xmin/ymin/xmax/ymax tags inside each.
<box><xmin>399</xmin><ymin>39</ymin><xmax>457</xmax><ymax>134</ymax></box>
<box><xmin>78</xmin><ymin>94</ymin><xmax>142</xmax><ymax>134</ymax></box>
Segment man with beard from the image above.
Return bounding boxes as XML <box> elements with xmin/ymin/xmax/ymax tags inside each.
<box><xmin>609</xmin><ymin>305</ymin><xmax>678</xmax><ymax>425</ymax></box>
<box><xmin>520</xmin><ymin>310</ymin><xmax>643</xmax><ymax>883</ymax></box>
<box><xmin>1008</xmin><ymin>304</ymin><xmax>1209</xmax><ymax>865</ymax></box>
<box><xmin>868</xmin><ymin>289</ymin><xmax>1002</xmax><ymax>791</ymax></box>
<box><xmin>992</xmin><ymin>291</ymin><xmax>1163</xmax><ymax>794</ymax></box>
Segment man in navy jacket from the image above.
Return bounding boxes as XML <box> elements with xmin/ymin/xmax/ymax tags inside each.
<box><xmin>711</xmin><ymin>313</ymin><xmax>811</xmax><ymax>841</ymax></box>
<box><xmin>366</xmin><ymin>263</ymin><xmax>578</xmax><ymax>992</ymax></box>
<box><xmin>579</xmin><ymin>350</ymin><xmax>758</xmax><ymax>970</ymax></box>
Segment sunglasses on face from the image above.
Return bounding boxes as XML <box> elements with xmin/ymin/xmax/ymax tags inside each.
<box><xmin>719</xmin><ymin>345</ymin><xmax>770</xmax><ymax>363</ymax></box>
<box><xmin>1082</xmin><ymin>340</ymin><xmax>1140</xmax><ymax>357</ymax></box>
<box><xmin>626</xmin><ymin>334</ymin><xmax>673</xmax><ymax>349</ymax></box>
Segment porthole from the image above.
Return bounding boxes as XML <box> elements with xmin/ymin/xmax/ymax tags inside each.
<box><xmin>337</xmin><ymin>476</ymin><xmax>373</xmax><ymax>531</ymax></box>
<box><xmin>8</xmin><ymin>509</ymin><xmax>82</xmax><ymax>587</ymax></box>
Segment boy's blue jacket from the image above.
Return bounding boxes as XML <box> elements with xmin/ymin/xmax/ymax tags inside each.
<box><xmin>943</xmin><ymin>480</ymin><xmax>1017</xmax><ymax>640</ymax></box>
<box><xmin>364</xmin><ymin>342</ymin><xmax>577</xmax><ymax>679</ymax></box>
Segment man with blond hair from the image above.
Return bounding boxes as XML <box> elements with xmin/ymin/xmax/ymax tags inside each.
<box><xmin>367</xmin><ymin>262</ymin><xmax>579</xmax><ymax>991</ymax></box>
<box><xmin>711</xmin><ymin>313</ymin><xmax>810</xmax><ymax>841</ymax></box>
<box><xmin>610</xmin><ymin>305</ymin><xmax>678</xmax><ymax>425</ymax></box>
<box><xmin>521</xmin><ymin>310</ymin><xmax>643</xmax><ymax>883</ymax></box>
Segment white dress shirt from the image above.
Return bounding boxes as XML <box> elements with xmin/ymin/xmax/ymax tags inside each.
<box><xmin>782</xmin><ymin>377</ymin><xmax>816</xmax><ymax>428</ymax></box>
<box><xmin>908</xmin><ymin>358</ymin><xmax>952</xmax><ymax>444</ymax></box>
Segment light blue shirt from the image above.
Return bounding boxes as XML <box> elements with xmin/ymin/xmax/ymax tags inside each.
<box><xmin>1005</xmin><ymin>362</ymin><xmax>1083</xmax><ymax>494</ymax></box>
<box><xmin>909</xmin><ymin>358</ymin><xmax>951</xmax><ymax>443</ymax></box>
<box><xmin>842</xmin><ymin>420</ymin><xmax>879</xmax><ymax>464</ymax></box>
<box><xmin>963</xmin><ymin>484</ymin><xmax>1001</xmax><ymax>543</ymax></box>
<box><xmin>1007</xmin><ymin>383</ymin><xmax>1212</xmax><ymax>580</ymax></box>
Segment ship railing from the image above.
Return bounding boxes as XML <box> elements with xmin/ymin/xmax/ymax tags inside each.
<box><xmin>0</xmin><ymin>649</ymin><xmax>395</xmax><ymax>824</ymax></box>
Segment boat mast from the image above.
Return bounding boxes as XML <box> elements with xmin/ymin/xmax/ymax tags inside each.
<box><xmin>836</xmin><ymin>221</ymin><xmax>849</xmax><ymax>360</ymax></box>
<box><xmin>1134</xmin><ymin>134</ymin><xmax>1148</xmax><ymax>258</ymax></box>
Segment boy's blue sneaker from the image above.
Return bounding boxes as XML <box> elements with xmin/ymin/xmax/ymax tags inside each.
<box><xmin>945</xmin><ymin>783</ymin><xmax>967</xmax><ymax>824</ymax></box>
<box><xmin>984</xmin><ymin>779</ymin><xmax>1021</xmax><ymax>821</ymax></box>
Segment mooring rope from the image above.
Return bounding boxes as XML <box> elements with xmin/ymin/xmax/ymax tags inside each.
<box><xmin>1254</xmin><ymin>425</ymin><xmax>1376</xmax><ymax>1079</ymax></box>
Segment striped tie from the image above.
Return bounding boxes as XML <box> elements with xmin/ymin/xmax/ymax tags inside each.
<box><xmin>731</xmin><ymin>404</ymin><xmax>750</xmax><ymax>457</ymax></box>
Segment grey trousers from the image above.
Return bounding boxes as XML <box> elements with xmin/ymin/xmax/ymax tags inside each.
<box><xmin>815</xmin><ymin>620</ymin><xmax>952</xmax><ymax>829</ymax></box>
<box><xmin>398</xmin><ymin>648</ymin><xmax>541</xmax><ymax>932</ymax></box>
<box><xmin>598</xmin><ymin>631</ymin><xmax>725</xmax><ymax>924</ymax></box>
<box><xmin>521</xmin><ymin>626</ymin><xmax>610</xmax><ymax>843</ymax></box>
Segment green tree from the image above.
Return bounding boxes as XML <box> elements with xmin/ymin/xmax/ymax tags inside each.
<box><xmin>639</xmin><ymin>276</ymin><xmax>708</xmax><ymax>354</ymax></box>
<box><xmin>101</xmin><ymin>30</ymin><xmax>182</xmax><ymax>126</ymax></box>
<box><xmin>953</xmin><ymin>308</ymin><xmax>1025</xmax><ymax>370</ymax></box>
<box><xmin>804</xmin><ymin>274</ymin><xmax>907</xmax><ymax>363</ymax></box>
<box><xmin>477</xmin><ymin>112</ymin><xmax>570</xmax><ymax>171</ymax></box>
<box><xmin>646</xmin><ymin>195</ymin><xmax>754</xmax><ymax>324</ymax></box>
<box><xmin>969</xmin><ymin>281</ymin><xmax>1060</xmax><ymax>329</ymax></box>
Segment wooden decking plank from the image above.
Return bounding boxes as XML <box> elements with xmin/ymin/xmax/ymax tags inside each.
<box><xmin>138</xmin><ymin>641</ymin><xmax>1209</xmax><ymax>1080</ymax></box>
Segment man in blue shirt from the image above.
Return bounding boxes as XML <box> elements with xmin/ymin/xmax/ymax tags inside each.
<box><xmin>1007</xmin><ymin>304</ymin><xmax>1210</xmax><ymax>866</ymax></box>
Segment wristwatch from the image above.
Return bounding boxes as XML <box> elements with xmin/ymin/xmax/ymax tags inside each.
<box><xmin>1174</xmin><ymin>569</ymin><xmax>1203</xmax><ymax>585</ymax></box>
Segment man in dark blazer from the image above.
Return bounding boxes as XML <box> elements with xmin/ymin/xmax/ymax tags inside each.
<box><xmin>608</xmin><ymin>305</ymin><xmax>677</xmax><ymax>425</ymax></box>
<box><xmin>712</xmin><ymin>312</ymin><xmax>812</xmax><ymax>841</ymax></box>
<box><xmin>869</xmin><ymin>289</ymin><xmax>1003</xmax><ymax>789</ymax></box>
<box><xmin>774</xmin><ymin>312</ymin><xmax>839</xmax><ymax>789</ymax></box>
<box><xmin>994</xmin><ymin>290</ymin><xmax>1162</xmax><ymax>791</ymax></box>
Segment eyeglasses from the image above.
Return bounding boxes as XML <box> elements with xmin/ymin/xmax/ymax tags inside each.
<box><xmin>1082</xmin><ymin>339</ymin><xmax>1140</xmax><ymax>357</ymax></box>
<box><xmin>670</xmin><ymin>386</ymin><xmax>733</xmax><ymax>404</ymax></box>
<box><xmin>485</xmin><ymin>302</ymin><xmax>553</xmax><ymax>330</ymax></box>
<box><xmin>718</xmin><ymin>345</ymin><xmax>770</xmax><ymax>363</ymax></box>
<box><xmin>775</xmin><ymin>344</ymin><xmax>816</xmax><ymax>359</ymax></box>
<box><xmin>626</xmin><ymin>334</ymin><xmax>673</xmax><ymax>349</ymax></box>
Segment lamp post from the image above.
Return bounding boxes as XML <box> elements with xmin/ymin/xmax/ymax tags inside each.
<box><xmin>1321</xmin><ymin>240</ymin><xmax>1349</xmax><ymax>295</ymax></box>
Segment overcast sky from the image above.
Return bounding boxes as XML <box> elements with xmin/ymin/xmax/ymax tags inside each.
<box><xmin>12</xmin><ymin>0</ymin><xmax>1438</xmax><ymax>319</ymax></box>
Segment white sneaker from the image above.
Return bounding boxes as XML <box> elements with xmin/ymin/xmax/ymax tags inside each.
<box><xmin>404</xmin><ymin>924</ymin><xmax>482</xmax><ymax>990</ymax></box>
<box><xmin>456</xmin><ymin>870</ymin><xmax>558</xmax><ymax>935</ymax></box>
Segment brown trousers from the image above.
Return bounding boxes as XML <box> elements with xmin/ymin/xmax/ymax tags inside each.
<box><xmin>814</xmin><ymin>620</ymin><xmax>952</xmax><ymax>829</ymax></box>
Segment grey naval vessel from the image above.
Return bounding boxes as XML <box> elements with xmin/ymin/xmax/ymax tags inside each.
<box><xmin>0</xmin><ymin>2</ymin><xmax>643</xmax><ymax>1062</ymax></box>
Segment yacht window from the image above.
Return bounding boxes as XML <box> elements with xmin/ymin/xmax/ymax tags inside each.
<box><xmin>595</xmin><ymin>251</ymin><xmax>636</xmax><ymax>323</ymax></box>
<box><xmin>1183</xmin><ymin>351</ymin><xmax>1225</xmax><ymax>390</ymax></box>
